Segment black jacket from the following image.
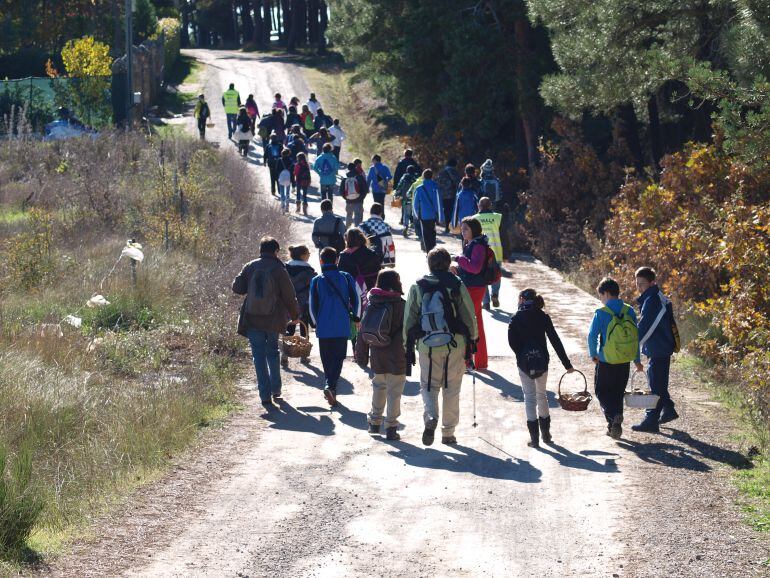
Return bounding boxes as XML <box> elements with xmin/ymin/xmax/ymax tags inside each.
<box><xmin>507</xmin><ymin>306</ymin><xmax>572</xmax><ymax>372</ymax></box>
<box><xmin>338</xmin><ymin>246</ymin><xmax>382</xmax><ymax>290</ymax></box>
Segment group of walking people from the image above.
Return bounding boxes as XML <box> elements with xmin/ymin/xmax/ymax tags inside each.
<box><xmin>227</xmin><ymin>83</ymin><xmax>680</xmax><ymax>448</ymax></box>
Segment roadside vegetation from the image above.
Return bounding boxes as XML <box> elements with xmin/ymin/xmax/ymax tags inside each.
<box><xmin>0</xmin><ymin>128</ymin><xmax>288</xmax><ymax>566</ymax></box>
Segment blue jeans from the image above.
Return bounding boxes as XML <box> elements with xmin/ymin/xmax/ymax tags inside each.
<box><xmin>279</xmin><ymin>184</ymin><xmax>291</xmax><ymax>211</ymax></box>
<box><xmin>226</xmin><ymin>113</ymin><xmax>237</xmax><ymax>137</ymax></box>
<box><xmin>297</xmin><ymin>185</ymin><xmax>308</xmax><ymax>205</ymax></box>
<box><xmin>246</xmin><ymin>329</ymin><xmax>282</xmax><ymax>402</ymax></box>
<box><xmin>645</xmin><ymin>356</ymin><xmax>673</xmax><ymax>419</ymax></box>
<box><xmin>320</xmin><ymin>184</ymin><xmax>335</xmax><ymax>202</ymax></box>
<box><xmin>483</xmin><ymin>280</ymin><xmax>501</xmax><ymax>306</ymax></box>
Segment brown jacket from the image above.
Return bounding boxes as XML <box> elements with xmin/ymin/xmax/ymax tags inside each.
<box><xmin>233</xmin><ymin>254</ymin><xmax>299</xmax><ymax>336</ymax></box>
<box><xmin>367</xmin><ymin>288</ymin><xmax>407</xmax><ymax>375</ymax></box>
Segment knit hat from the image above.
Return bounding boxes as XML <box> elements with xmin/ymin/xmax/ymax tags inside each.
<box><xmin>480</xmin><ymin>158</ymin><xmax>494</xmax><ymax>173</ymax></box>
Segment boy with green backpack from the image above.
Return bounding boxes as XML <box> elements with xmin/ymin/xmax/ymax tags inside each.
<box><xmin>587</xmin><ymin>277</ymin><xmax>643</xmax><ymax>439</ymax></box>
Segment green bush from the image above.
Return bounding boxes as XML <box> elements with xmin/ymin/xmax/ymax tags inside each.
<box><xmin>0</xmin><ymin>446</ymin><xmax>43</xmax><ymax>560</ymax></box>
<box><xmin>157</xmin><ymin>18</ymin><xmax>182</xmax><ymax>74</ymax></box>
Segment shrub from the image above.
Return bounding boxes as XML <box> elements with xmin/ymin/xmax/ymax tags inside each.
<box><xmin>157</xmin><ymin>18</ymin><xmax>182</xmax><ymax>73</ymax></box>
<box><xmin>3</xmin><ymin>208</ymin><xmax>55</xmax><ymax>290</ymax></box>
<box><xmin>0</xmin><ymin>445</ymin><xmax>43</xmax><ymax>559</ymax></box>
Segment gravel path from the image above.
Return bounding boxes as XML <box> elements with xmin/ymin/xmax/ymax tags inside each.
<box><xmin>39</xmin><ymin>49</ymin><xmax>769</xmax><ymax>578</ymax></box>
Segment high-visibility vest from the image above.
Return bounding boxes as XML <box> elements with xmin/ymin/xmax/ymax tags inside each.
<box><xmin>223</xmin><ymin>89</ymin><xmax>240</xmax><ymax>114</ymax></box>
<box><xmin>474</xmin><ymin>211</ymin><xmax>503</xmax><ymax>261</ymax></box>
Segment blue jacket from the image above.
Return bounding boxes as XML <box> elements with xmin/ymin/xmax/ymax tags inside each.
<box><xmin>587</xmin><ymin>298</ymin><xmax>641</xmax><ymax>363</ymax></box>
<box><xmin>452</xmin><ymin>188</ymin><xmax>479</xmax><ymax>227</ymax></box>
<box><xmin>309</xmin><ymin>265</ymin><xmax>361</xmax><ymax>338</ymax></box>
<box><xmin>637</xmin><ymin>285</ymin><xmax>676</xmax><ymax>358</ymax></box>
<box><xmin>313</xmin><ymin>152</ymin><xmax>340</xmax><ymax>186</ymax></box>
<box><xmin>366</xmin><ymin>162</ymin><xmax>392</xmax><ymax>194</ymax></box>
<box><xmin>412</xmin><ymin>179</ymin><xmax>444</xmax><ymax>222</ymax></box>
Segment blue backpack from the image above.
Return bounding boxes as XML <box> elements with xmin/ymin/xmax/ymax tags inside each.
<box><xmin>317</xmin><ymin>157</ymin><xmax>334</xmax><ymax>176</ymax></box>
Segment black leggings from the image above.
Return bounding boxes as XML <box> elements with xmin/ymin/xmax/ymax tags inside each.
<box><xmin>594</xmin><ymin>361</ymin><xmax>630</xmax><ymax>422</ymax></box>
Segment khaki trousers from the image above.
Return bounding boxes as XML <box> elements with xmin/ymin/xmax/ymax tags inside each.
<box><xmin>419</xmin><ymin>345</ymin><xmax>465</xmax><ymax>436</ymax></box>
<box><xmin>368</xmin><ymin>373</ymin><xmax>406</xmax><ymax>427</ymax></box>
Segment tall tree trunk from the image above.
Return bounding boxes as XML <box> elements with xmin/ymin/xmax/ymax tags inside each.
<box><xmin>613</xmin><ymin>102</ymin><xmax>643</xmax><ymax>171</ymax></box>
<box><xmin>308</xmin><ymin>0</ymin><xmax>319</xmax><ymax>44</ymax></box>
<box><xmin>318</xmin><ymin>0</ymin><xmax>328</xmax><ymax>54</ymax></box>
<box><xmin>252</xmin><ymin>0</ymin><xmax>264</xmax><ymax>47</ymax></box>
<box><xmin>279</xmin><ymin>0</ymin><xmax>289</xmax><ymax>45</ymax></box>
<box><xmin>240</xmin><ymin>0</ymin><xmax>254</xmax><ymax>44</ymax></box>
<box><xmin>296</xmin><ymin>0</ymin><xmax>307</xmax><ymax>46</ymax></box>
<box><xmin>263</xmin><ymin>0</ymin><xmax>272</xmax><ymax>45</ymax></box>
<box><xmin>180</xmin><ymin>0</ymin><xmax>191</xmax><ymax>47</ymax></box>
<box><xmin>112</xmin><ymin>0</ymin><xmax>122</xmax><ymax>56</ymax></box>
<box><xmin>647</xmin><ymin>93</ymin><xmax>663</xmax><ymax>171</ymax></box>
<box><xmin>513</xmin><ymin>16</ymin><xmax>541</xmax><ymax>171</ymax></box>
<box><xmin>286</xmin><ymin>0</ymin><xmax>297</xmax><ymax>52</ymax></box>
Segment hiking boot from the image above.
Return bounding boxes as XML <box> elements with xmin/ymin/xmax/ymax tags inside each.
<box><xmin>300</xmin><ymin>356</ymin><xmax>310</xmax><ymax>364</ymax></box>
<box><xmin>482</xmin><ymin>302</ymin><xmax>491</xmax><ymax>311</ymax></box>
<box><xmin>296</xmin><ymin>201</ymin><xmax>301</xmax><ymax>213</ymax></box>
<box><xmin>281</xmin><ymin>355</ymin><xmax>289</xmax><ymax>368</ymax></box>
<box><xmin>609</xmin><ymin>415</ymin><xmax>623</xmax><ymax>439</ymax></box>
<box><xmin>441</xmin><ymin>436</ymin><xmax>457</xmax><ymax>445</ymax></box>
<box><xmin>631</xmin><ymin>418</ymin><xmax>660</xmax><ymax>433</ymax></box>
<box><xmin>526</xmin><ymin>420</ymin><xmax>540</xmax><ymax>448</ymax></box>
<box><xmin>302</xmin><ymin>202</ymin><xmax>308</xmax><ymax>216</ymax></box>
<box><xmin>538</xmin><ymin>416</ymin><xmax>553</xmax><ymax>444</ymax></box>
<box><xmin>492</xmin><ymin>295</ymin><xmax>500</xmax><ymax>308</ymax></box>
<box><xmin>323</xmin><ymin>388</ymin><xmax>338</xmax><ymax>407</ymax></box>
<box><xmin>272</xmin><ymin>393</ymin><xmax>283</xmax><ymax>402</ymax></box>
<box><xmin>422</xmin><ymin>418</ymin><xmax>437</xmax><ymax>446</ymax></box>
<box><xmin>386</xmin><ymin>427</ymin><xmax>400</xmax><ymax>441</ymax></box>
<box><xmin>402</xmin><ymin>229</ymin><xmax>409</xmax><ymax>238</ymax></box>
<box><xmin>368</xmin><ymin>422</ymin><xmax>381</xmax><ymax>435</ymax></box>
<box><xmin>659</xmin><ymin>406</ymin><xmax>679</xmax><ymax>424</ymax></box>
<box><xmin>261</xmin><ymin>399</ymin><xmax>275</xmax><ymax>410</ymax></box>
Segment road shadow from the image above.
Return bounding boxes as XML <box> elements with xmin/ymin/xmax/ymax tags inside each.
<box><xmin>387</xmin><ymin>440</ymin><xmax>541</xmax><ymax>483</ymax></box>
<box><xmin>473</xmin><ymin>369</ymin><xmax>523</xmax><ymax>401</ymax></box>
<box><xmin>264</xmin><ymin>401</ymin><xmax>335</xmax><ymax>436</ymax></box>
<box><xmin>535</xmin><ymin>443</ymin><xmax>620</xmax><ymax>473</ymax></box>
<box><xmin>403</xmin><ymin>378</ymin><xmax>421</xmax><ymax>397</ymax></box>
<box><xmin>336</xmin><ymin>403</ymin><xmax>369</xmax><ymax>431</ymax></box>
<box><xmin>490</xmin><ymin>309</ymin><xmax>513</xmax><ymax>323</ymax></box>
<box><xmin>289</xmin><ymin>364</ymin><xmax>356</xmax><ymax>395</ymax></box>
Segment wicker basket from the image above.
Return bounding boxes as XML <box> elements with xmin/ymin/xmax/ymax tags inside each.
<box><xmin>557</xmin><ymin>370</ymin><xmax>592</xmax><ymax>411</ymax></box>
<box><xmin>391</xmin><ymin>197</ymin><xmax>402</xmax><ymax>208</ymax></box>
<box><xmin>206</xmin><ymin>122</ymin><xmax>215</xmax><ymax>128</ymax></box>
<box><xmin>280</xmin><ymin>321</ymin><xmax>313</xmax><ymax>358</ymax></box>
<box><xmin>624</xmin><ymin>371</ymin><xmax>660</xmax><ymax>409</ymax></box>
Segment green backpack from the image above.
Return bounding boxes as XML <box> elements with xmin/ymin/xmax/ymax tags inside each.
<box><xmin>602</xmin><ymin>305</ymin><xmax>638</xmax><ymax>364</ymax></box>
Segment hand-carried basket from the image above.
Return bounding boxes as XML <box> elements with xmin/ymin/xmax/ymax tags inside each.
<box><xmin>624</xmin><ymin>371</ymin><xmax>660</xmax><ymax>409</ymax></box>
<box><xmin>206</xmin><ymin>122</ymin><xmax>215</xmax><ymax>127</ymax></box>
<box><xmin>449</xmin><ymin>224</ymin><xmax>461</xmax><ymax>235</ymax></box>
<box><xmin>557</xmin><ymin>370</ymin><xmax>592</xmax><ymax>411</ymax></box>
<box><xmin>391</xmin><ymin>197</ymin><xmax>402</xmax><ymax>208</ymax></box>
<box><xmin>280</xmin><ymin>321</ymin><xmax>313</xmax><ymax>358</ymax></box>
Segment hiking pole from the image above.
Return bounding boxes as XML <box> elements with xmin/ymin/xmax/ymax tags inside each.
<box><xmin>469</xmin><ymin>358</ymin><xmax>478</xmax><ymax>428</ymax></box>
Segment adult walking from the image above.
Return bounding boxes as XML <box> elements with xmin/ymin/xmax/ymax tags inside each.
<box><xmin>293</xmin><ymin>152</ymin><xmax>312</xmax><ymax>215</ymax></box>
<box><xmin>393</xmin><ymin>149</ymin><xmax>421</xmax><ymax>189</ymax></box>
<box><xmin>313</xmin><ymin>143</ymin><xmax>340</xmax><ymax>204</ymax></box>
<box><xmin>366</xmin><ymin>154</ymin><xmax>392</xmax><ymax>207</ymax></box>
<box><xmin>474</xmin><ymin>197</ymin><xmax>504</xmax><ymax>310</ymax></box>
<box><xmin>338</xmin><ymin>227</ymin><xmax>383</xmax><ymax>295</ymax></box>
<box><xmin>329</xmin><ymin>119</ymin><xmax>346</xmax><ymax>159</ymax></box>
<box><xmin>359</xmin><ymin>203</ymin><xmax>396</xmax><ymax>266</ymax></box>
<box><xmin>342</xmin><ymin>162</ymin><xmax>368</xmax><ymax>227</ymax></box>
<box><xmin>265</xmin><ymin>134</ymin><xmax>284</xmax><ymax>196</ymax></box>
<box><xmin>436</xmin><ymin>159</ymin><xmax>461</xmax><ymax>234</ymax></box>
<box><xmin>193</xmin><ymin>94</ymin><xmax>210</xmax><ymax>140</ymax></box>
<box><xmin>587</xmin><ymin>277</ymin><xmax>643</xmax><ymax>439</ymax></box>
<box><xmin>453</xmin><ymin>217</ymin><xmax>491</xmax><ymax>370</ymax></box>
<box><xmin>233</xmin><ymin>106</ymin><xmax>253</xmax><ymax>157</ymax></box>
<box><xmin>232</xmin><ymin>237</ymin><xmax>299</xmax><ymax>408</ymax></box>
<box><xmin>309</xmin><ymin>247</ymin><xmax>361</xmax><ymax>407</ymax></box>
<box><xmin>631</xmin><ymin>267</ymin><xmax>679</xmax><ymax>433</ymax></box>
<box><xmin>222</xmin><ymin>83</ymin><xmax>241</xmax><ymax>139</ymax></box>
<box><xmin>364</xmin><ymin>269</ymin><xmax>406</xmax><ymax>440</ymax></box>
<box><xmin>277</xmin><ymin>148</ymin><xmax>295</xmax><ymax>214</ymax></box>
<box><xmin>508</xmin><ymin>289</ymin><xmax>574</xmax><ymax>447</ymax></box>
<box><xmin>394</xmin><ymin>165</ymin><xmax>419</xmax><ymax>237</ymax></box>
<box><xmin>412</xmin><ymin>169</ymin><xmax>444</xmax><ymax>253</ymax></box>
<box><xmin>306</xmin><ymin>92</ymin><xmax>322</xmax><ymax>116</ymax></box>
<box><xmin>312</xmin><ymin>199</ymin><xmax>346</xmax><ymax>252</ymax></box>
<box><xmin>404</xmin><ymin>248</ymin><xmax>478</xmax><ymax>446</ymax></box>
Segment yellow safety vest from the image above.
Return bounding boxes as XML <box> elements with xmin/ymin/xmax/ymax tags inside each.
<box><xmin>474</xmin><ymin>211</ymin><xmax>503</xmax><ymax>261</ymax></box>
<box><xmin>223</xmin><ymin>89</ymin><xmax>240</xmax><ymax>114</ymax></box>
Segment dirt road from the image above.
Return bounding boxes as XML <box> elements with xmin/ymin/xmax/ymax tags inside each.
<box><xmin>45</xmin><ymin>50</ymin><xmax>768</xmax><ymax>578</ymax></box>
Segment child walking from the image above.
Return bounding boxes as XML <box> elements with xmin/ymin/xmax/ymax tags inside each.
<box><xmin>363</xmin><ymin>269</ymin><xmax>406</xmax><ymax>441</ymax></box>
<box><xmin>508</xmin><ymin>288</ymin><xmax>574</xmax><ymax>447</ymax></box>
<box><xmin>283</xmin><ymin>245</ymin><xmax>316</xmax><ymax>367</ymax></box>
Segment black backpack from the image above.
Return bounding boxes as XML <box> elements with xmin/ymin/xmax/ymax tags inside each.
<box><xmin>520</xmin><ymin>344</ymin><xmax>548</xmax><ymax>378</ymax></box>
<box><xmin>327</xmin><ymin>217</ymin><xmax>346</xmax><ymax>252</ymax></box>
<box><xmin>359</xmin><ymin>300</ymin><xmax>394</xmax><ymax>347</ymax></box>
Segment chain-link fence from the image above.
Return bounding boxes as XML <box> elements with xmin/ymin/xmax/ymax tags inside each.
<box><xmin>0</xmin><ymin>76</ymin><xmax>113</xmax><ymax>133</ymax></box>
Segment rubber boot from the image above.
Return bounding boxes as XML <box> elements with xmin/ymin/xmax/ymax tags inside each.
<box><xmin>296</xmin><ymin>201</ymin><xmax>301</xmax><ymax>213</ymax></box>
<box><xmin>526</xmin><ymin>420</ymin><xmax>540</xmax><ymax>448</ymax></box>
<box><xmin>538</xmin><ymin>416</ymin><xmax>553</xmax><ymax>444</ymax></box>
<box><xmin>303</xmin><ymin>202</ymin><xmax>308</xmax><ymax>216</ymax></box>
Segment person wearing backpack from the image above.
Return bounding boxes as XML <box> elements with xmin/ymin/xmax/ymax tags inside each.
<box><xmin>257</xmin><ymin>112</ymin><xmax>276</xmax><ymax>163</ymax></box>
<box><xmin>194</xmin><ymin>94</ymin><xmax>210</xmax><ymax>140</ymax></box>
<box><xmin>308</xmin><ymin>127</ymin><xmax>333</xmax><ymax>158</ymax></box>
<box><xmin>266</xmin><ymin>134</ymin><xmax>284</xmax><ymax>196</ymax></box>
<box><xmin>366</xmin><ymin>154</ymin><xmax>393</xmax><ymax>207</ymax></box>
<box><xmin>452</xmin><ymin>217</ymin><xmax>497</xmax><ymax>370</ymax></box>
<box><xmin>359</xmin><ymin>203</ymin><xmax>396</xmax><ymax>266</ymax></box>
<box><xmin>272</xmin><ymin>92</ymin><xmax>288</xmax><ymax>113</ymax></box>
<box><xmin>277</xmin><ymin>148</ymin><xmax>295</xmax><ymax>214</ymax></box>
<box><xmin>300</xmin><ymin>104</ymin><xmax>315</xmax><ymax>139</ymax></box>
<box><xmin>394</xmin><ymin>165</ymin><xmax>419</xmax><ymax>237</ymax></box>
<box><xmin>474</xmin><ymin>197</ymin><xmax>504</xmax><ymax>311</ymax></box>
<box><xmin>451</xmin><ymin>177</ymin><xmax>480</xmax><ymax>232</ymax></box>
<box><xmin>232</xmin><ymin>237</ymin><xmax>300</xmax><ymax>408</ymax></box>
<box><xmin>631</xmin><ymin>267</ymin><xmax>680</xmax><ymax>433</ymax></box>
<box><xmin>309</xmin><ymin>247</ymin><xmax>362</xmax><ymax>407</ymax></box>
<box><xmin>393</xmin><ymin>149</ymin><xmax>422</xmax><ymax>190</ymax></box>
<box><xmin>412</xmin><ymin>169</ymin><xmax>445</xmax><ymax>253</ymax></box>
<box><xmin>362</xmin><ymin>269</ymin><xmax>406</xmax><ymax>441</ymax></box>
<box><xmin>312</xmin><ymin>199</ymin><xmax>347</xmax><ymax>252</ymax></box>
<box><xmin>508</xmin><ymin>289</ymin><xmax>574</xmax><ymax>447</ymax></box>
<box><xmin>313</xmin><ymin>143</ymin><xmax>341</xmax><ymax>204</ymax></box>
<box><xmin>338</xmin><ymin>227</ymin><xmax>383</xmax><ymax>296</ymax></box>
<box><xmin>285</xmin><ymin>106</ymin><xmax>302</xmax><ymax>131</ymax></box>
<box><xmin>479</xmin><ymin>159</ymin><xmax>502</xmax><ymax>204</ymax></box>
<box><xmin>293</xmin><ymin>152</ymin><xmax>312</xmax><ymax>216</ymax></box>
<box><xmin>437</xmin><ymin>159</ymin><xmax>461</xmax><ymax>234</ymax></box>
<box><xmin>405</xmin><ymin>248</ymin><xmax>478</xmax><ymax>446</ymax></box>
<box><xmin>282</xmin><ymin>245</ymin><xmax>316</xmax><ymax>367</ymax></box>
<box><xmin>587</xmin><ymin>277</ymin><xmax>644</xmax><ymax>439</ymax></box>
<box><xmin>342</xmin><ymin>162</ymin><xmax>367</xmax><ymax>227</ymax></box>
